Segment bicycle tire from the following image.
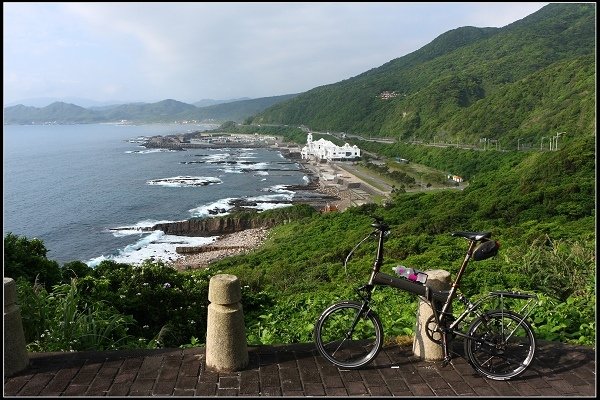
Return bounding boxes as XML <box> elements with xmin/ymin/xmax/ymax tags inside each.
<box><xmin>313</xmin><ymin>301</ymin><xmax>383</xmax><ymax>369</ymax></box>
<box><xmin>464</xmin><ymin>309</ymin><xmax>536</xmax><ymax>380</ymax></box>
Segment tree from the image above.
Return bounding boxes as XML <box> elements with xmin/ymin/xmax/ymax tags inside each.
<box><xmin>4</xmin><ymin>233</ymin><xmax>62</xmax><ymax>287</ymax></box>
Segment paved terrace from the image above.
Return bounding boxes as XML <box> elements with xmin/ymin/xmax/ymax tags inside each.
<box><xmin>4</xmin><ymin>340</ymin><xmax>595</xmax><ymax>397</ymax></box>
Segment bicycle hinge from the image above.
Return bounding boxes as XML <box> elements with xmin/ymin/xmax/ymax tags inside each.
<box><xmin>441</xmin><ymin>356</ymin><xmax>454</xmax><ymax>368</ymax></box>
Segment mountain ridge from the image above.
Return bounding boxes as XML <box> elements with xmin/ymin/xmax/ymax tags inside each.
<box><xmin>251</xmin><ymin>3</ymin><xmax>595</xmax><ymax>147</ymax></box>
<box><xmin>3</xmin><ymin>94</ymin><xmax>298</xmax><ymax>125</ymax></box>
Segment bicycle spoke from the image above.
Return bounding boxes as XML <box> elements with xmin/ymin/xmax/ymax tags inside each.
<box><xmin>314</xmin><ymin>302</ymin><xmax>383</xmax><ymax>369</ymax></box>
<box><xmin>465</xmin><ymin>310</ymin><xmax>535</xmax><ymax>380</ymax></box>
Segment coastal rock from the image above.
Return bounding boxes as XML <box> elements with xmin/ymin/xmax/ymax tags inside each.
<box><xmin>146</xmin><ymin>216</ymin><xmax>278</xmax><ymax>236</ymax></box>
<box><xmin>144</xmin><ymin>135</ymin><xmax>185</xmax><ymax>150</ymax></box>
<box><xmin>171</xmin><ymin>227</ymin><xmax>270</xmax><ymax>270</ymax></box>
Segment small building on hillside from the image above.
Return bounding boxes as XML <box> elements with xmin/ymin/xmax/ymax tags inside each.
<box><xmin>447</xmin><ymin>174</ymin><xmax>464</xmax><ymax>183</ymax></box>
<box><xmin>301</xmin><ymin>132</ymin><xmax>361</xmax><ymax>161</ymax></box>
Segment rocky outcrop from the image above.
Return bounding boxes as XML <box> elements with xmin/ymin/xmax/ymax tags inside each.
<box><xmin>144</xmin><ymin>135</ymin><xmax>185</xmax><ymax>150</ymax></box>
<box><xmin>145</xmin><ymin>216</ymin><xmax>279</xmax><ymax>236</ymax></box>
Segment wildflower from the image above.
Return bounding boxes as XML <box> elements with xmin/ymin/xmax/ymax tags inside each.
<box><xmin>136</xmin><ymin>292</ymin><xmax>141</xmax><ymax>296</ymax></box>
<box><xmin>163</xmin><ymin>283</ymin><xmax>171</xmax><ymax>289</ymax></box>
<box><xmin>143</xmin><ymin>325</ymin><xmax>149</xmax><ymax>329</ymax></box>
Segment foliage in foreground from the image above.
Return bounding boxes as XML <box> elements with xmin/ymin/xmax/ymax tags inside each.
<box><xmin>7</xmin><ymin>203</ymin><xmax>595</xmax><ymax>352</ymax></box>
<box><xmin>4</xmin><ymin>132</ymin><xmax>595</xmax><ymax>350</ymax></box>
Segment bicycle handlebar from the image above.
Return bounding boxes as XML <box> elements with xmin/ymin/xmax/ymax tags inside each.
<box><xmin>370</xmin><ymin>217</ymin><xmax>389</xmax><ymax>232</ymax></box>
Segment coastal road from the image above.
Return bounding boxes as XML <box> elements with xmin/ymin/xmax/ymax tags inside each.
<box><xmin>331</xmin><ymin>161</ymin><xmax>393</xmax><ymax>197</ymax></box>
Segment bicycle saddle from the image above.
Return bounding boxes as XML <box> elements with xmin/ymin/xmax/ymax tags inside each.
<box><xmin>371</xmin><ymin>217</ymin><xmax>389</xmax><ymax>231</ymax></box>
<box><xmin>451</xmin><ymin>231</ymin><xmax>491</xmax><ymax>241</ymax></box>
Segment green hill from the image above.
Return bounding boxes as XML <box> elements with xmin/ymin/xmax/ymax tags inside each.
<box><xmin>3</xmin><ymin>95</ymin><xmax>298</xmax><ymax>124</ymax></box>
<box><xmin>251</xmin><ymin>3</ymin><xmax>595</xmax><ymax>148</ymax></box>
<box><xmin>182</xmin><ymin>94</ymin><xmax>299</xmax><ymax>122</ymax></box>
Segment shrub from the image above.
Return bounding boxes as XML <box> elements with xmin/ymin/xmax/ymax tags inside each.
<box><xmin>4</xmin><ymin>233</ymin><xmax>62</xmax><ymax>287</ymax></box>
<box><xmin>17</xmin><ymin>278</ymin><xmax>135</xmax><ymax>351</ymax></box>
<box><xmin>78</xmin><ymin>260</ymin><xmax>213</xmax><ymax>347</ymax></box>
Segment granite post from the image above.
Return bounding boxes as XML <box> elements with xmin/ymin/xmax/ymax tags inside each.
<box><xmin>4</xmin><ymin>277</ymin><xmax>29</xmax><ymax>377</ymax></box>
<box><xmin>413</xmin><ymin>270</ymin><xmax>451</xmax><ymax>361</ymax></box>
<box><xmin>205</xmin><ymin>274</ymin><xmax>248</xmax><ymax>371</ymax></box>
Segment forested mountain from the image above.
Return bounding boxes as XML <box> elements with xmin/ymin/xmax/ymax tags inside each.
<box><xmin>182</xmin><ymin>94</ymin><xmax>299</xmax><ymax>122</ymax></box>
<box><xmin>251</xmin><ymin>3</ymin><xmax>595</xmax><ymax>148</ymax></box>
<box><xmin>3</xmin><ymin>94</ymin><xmax>298</xmax><ymax>124</ymax></box>
<box><xmin>193</xmin><ymin>98</ymin><xmax>250</xmax><ymax>107</ymax></box>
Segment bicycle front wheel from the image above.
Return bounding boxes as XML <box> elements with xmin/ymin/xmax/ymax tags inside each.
<box><xmin>464</xmin><ymin>309</ymin><xmax>536</xmax><ymax>380</ymax></box>
<box><xmin>314</xmin><ymin>301</ymin><xmax>383</xmax><ymax>369</ymax></box>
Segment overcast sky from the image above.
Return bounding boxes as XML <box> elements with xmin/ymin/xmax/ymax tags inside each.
<box><xmin>4</xmin><ymin>2</ymin><xmax>549</xmax><ymax>106</ymax></box>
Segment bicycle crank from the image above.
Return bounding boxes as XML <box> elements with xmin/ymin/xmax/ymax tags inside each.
<box><xmin>425</xmin><ymin>315</ymin><xmax>445</xmax><ymax>344</ymax></box>
<box><xmin>425</xmin><ymin>315</ymin><xmax>456</xmax><ymax>344</ymax></box>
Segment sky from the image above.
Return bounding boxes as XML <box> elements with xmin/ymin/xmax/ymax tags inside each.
<box><xmin>3</xmin><ymin>2</ymin><xmax>549</xmax><ymax>106</ymax></box>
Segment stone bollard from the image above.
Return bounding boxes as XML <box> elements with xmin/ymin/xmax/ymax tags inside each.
<box><xmin>4</xmin><ymin>277</ymin><xmax>29</xmax><ymax>377</ymax></box>
<box><xmin>413</xmin><ymin>270</ymin><xmax>451</xmax><ymax>361</ymax></box>
<box><xmin>205</xmin><ymin>274</ymin><xmax>248</xmax><ymax>371</ymax></box>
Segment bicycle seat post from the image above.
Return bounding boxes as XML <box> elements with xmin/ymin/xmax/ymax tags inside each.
<box><xmin>371</xmin><ymin>222</ymin><xmax>387</xmax><ymax>273</ymax></box>
<box><xmin>365</xmin><ymin>220</ymin><xmax>388</xmax><ymax>287</ymax></box>
<box><xmin>439</xmin><ymin>239</ymin><xmax>478</xmax><ymax>319</ymax></box>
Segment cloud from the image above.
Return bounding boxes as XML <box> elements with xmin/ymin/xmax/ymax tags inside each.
<box><xmin>3</xmin><ymin>2</ymin><xmax>549</xmax><ymax>104</ymax></box>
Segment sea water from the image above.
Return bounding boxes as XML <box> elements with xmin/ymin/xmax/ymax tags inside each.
<box><xmin>3</xmin><ymin>123</ymin><xmax>308</xmax><ymax>266</ymax></box>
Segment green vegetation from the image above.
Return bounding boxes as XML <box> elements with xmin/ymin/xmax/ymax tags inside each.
<box><xmin>3</xmin><ymin>3</ymin><xmax>595</xmax><ymax>352</ymax></box>
<box><xmin>5</xmin><ymin>130</ymin><xmax>595</xmax><ymax>349</ymax></box>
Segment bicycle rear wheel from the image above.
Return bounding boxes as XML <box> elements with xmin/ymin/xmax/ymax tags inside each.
<box><xmin>464</xmin><ymin>309</ymin><xmax>536</xmax><ymax>380</ymax></box>
<box><xmin>314</xmin><ymin>301</ymin><xmax>383</xmax><ymax>369</ymax></box>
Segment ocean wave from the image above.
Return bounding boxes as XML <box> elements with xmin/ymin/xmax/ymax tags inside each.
<box><xmin>126</xmin><ymin>148</ymin><xmax>180</xmax><ymax>154</ymax></box>
<box><xmin>261</xmin><ymin>184</ymin><xmax>295</xmax><ymax>194</ymax></box>
<box><xmin>86</xmin><ymin>230</ymin><xmax>218</xmax><ymax>267</ymax></box>
<box><xmin>204</xmin><ymin>153</ymin><xmax>231</xmax><ymax>163</ymax></box>
<box><xmin>189</xmin><ymin>198</ymin><xmax>236</xmax><ymax>218</ymax></box>
<box><xmin>146</xmin><ymin>176</ymin><xmax>222</xmax><ymax>187</ymax></box>
<box><xmin>107</xmin><ymin>219</ymin><xmax>183</xmax><ymax>237</ymax></box>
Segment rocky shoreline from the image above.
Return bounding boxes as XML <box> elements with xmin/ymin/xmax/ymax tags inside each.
<box><xmin>161</xmin><ymin>144</ymin><xmax>366</xmax><ymax>271</ymax></box>
<box><xmin>170</xmin><ymin>227</ymin><xmax>270</xmax><ymax>271</ymax></box>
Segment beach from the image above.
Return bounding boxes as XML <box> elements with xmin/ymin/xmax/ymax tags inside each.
<box><xmin>170</xmin><ymin>227</ymin><xmax>270</xmax><ymax>271</ymax></box>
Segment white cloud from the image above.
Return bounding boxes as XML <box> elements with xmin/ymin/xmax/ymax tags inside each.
<box><xmin>3</xmin><ymin>2</ymin><xmax>549</xmax><ymax>104</ymax></box>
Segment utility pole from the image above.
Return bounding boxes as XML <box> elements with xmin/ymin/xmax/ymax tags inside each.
<box><xmin>518</xmin><ymin>137</ymin><xmax>522</xmax><ymax>151</ymax></box>
<box><xmin>554</xmin><ymin>132</ymin><xmax>565</xmax><ymax>151</ymax></box>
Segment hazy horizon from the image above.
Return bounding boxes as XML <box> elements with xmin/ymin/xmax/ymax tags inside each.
<box><xmin>4</xmin><ymin>2</ymin><xmax>548</xmax><ymax>106</ymax></box>
<box><xmin>3</xmin><ymin>95</ymin><xmax>256</xmax><ymax>109</ymax></box>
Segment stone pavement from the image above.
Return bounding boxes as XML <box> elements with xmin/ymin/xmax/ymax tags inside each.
<box><xmin>4</xmin><ymin>340</ymin><xmax>595</xmax><ymax>397</ymax></box>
